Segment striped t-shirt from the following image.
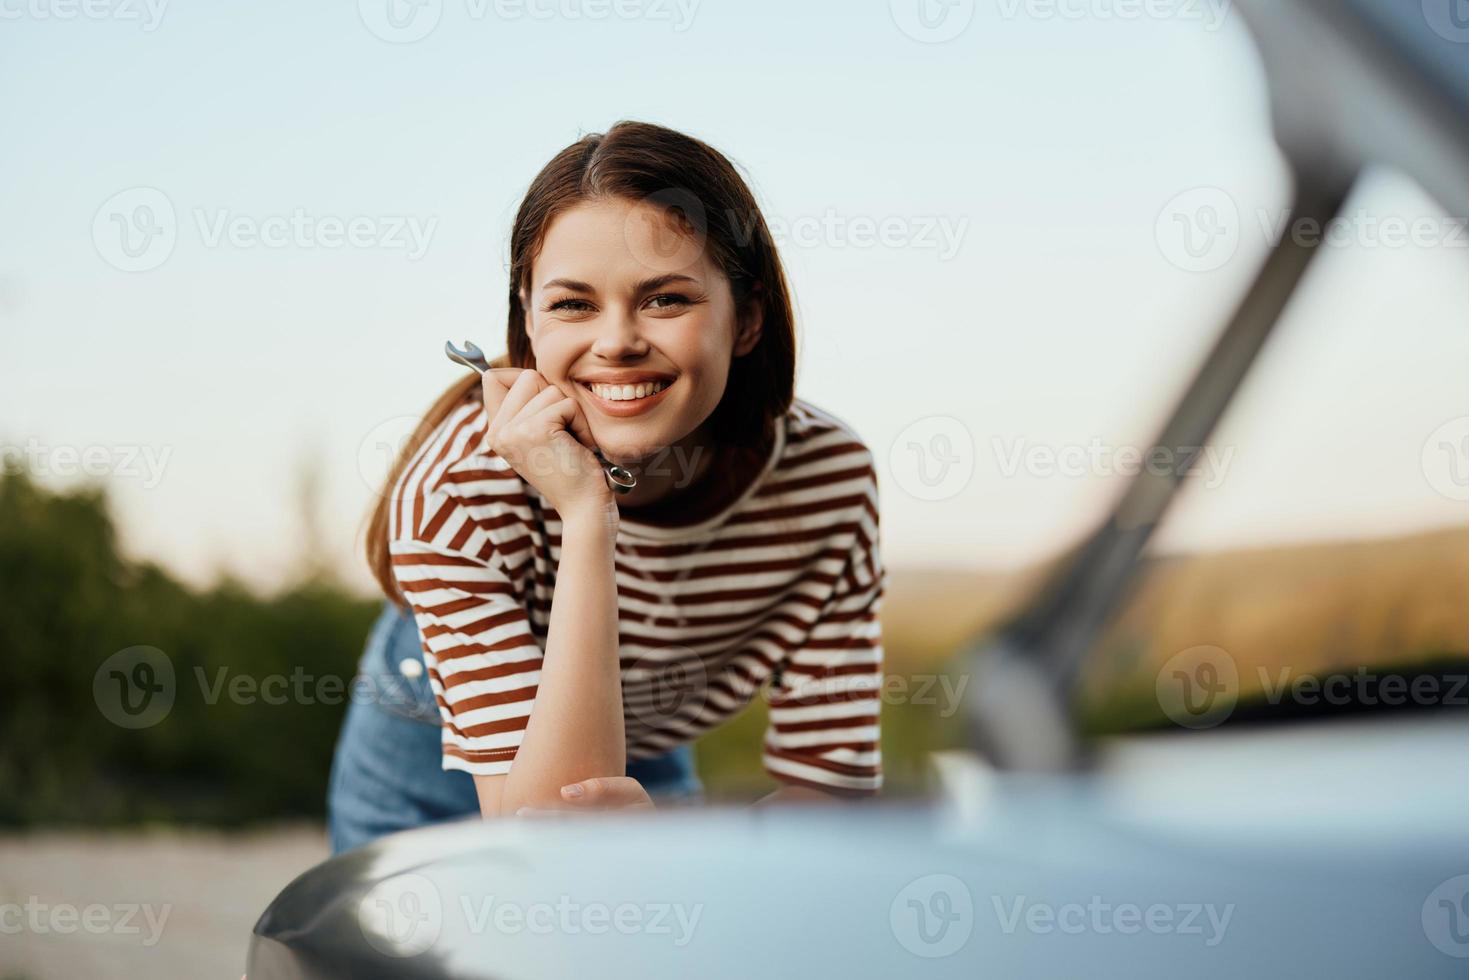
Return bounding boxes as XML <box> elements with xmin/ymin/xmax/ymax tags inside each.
<box><xmin>387</xmin><ymin>396</ymin><xmax>885</xmax><ymax>795</ymax></box>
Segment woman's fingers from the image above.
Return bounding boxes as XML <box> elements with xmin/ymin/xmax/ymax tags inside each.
<box><xmin>556</xmin><ymin>389</ymin><xmax>599</xmax><ymax>451</ymax></box>
<box><xmin>482</xmin><ymin>370</ymin><xmax>598</xmax><ymax>454</ymax></box>
<box><xmin>479</xmin><ymin>367</ymin><xmax>521</xmax><ymax>423</ymax></box>
<box><xmin>559</xmin><ymin>776</ymin><xmax>655</xmax><ymax>810</ymax></box>
<box><xmin>484</xmin><ymin>369</ymin><xmax>546</xmax><ymax>443</ymax></box>
<box><xmin>527</xmin><ymin>394</ymin><xmax>598</xmax><ymax>455</ymax></box>
<box><xmin>484</xmin><ymin>367</ymin><xmax>543</xmax><ymax>426</ymax></box>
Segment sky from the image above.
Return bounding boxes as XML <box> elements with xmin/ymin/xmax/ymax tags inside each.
<box><xmin>3</xmin><ymin>0</ymin><xmax>1469</xmax><ymax>593</ymax></box>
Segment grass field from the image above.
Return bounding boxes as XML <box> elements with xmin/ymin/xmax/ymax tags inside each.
<box><xmin>698</xmin><ymin>523</ymin><xmax>1469</xmax><ymax>796</ymax></box>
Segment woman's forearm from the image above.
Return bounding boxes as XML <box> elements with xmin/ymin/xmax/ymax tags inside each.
<box><xmin>497</xmin><ymin>506</ymin><xmax>624</xmax><ymax>814</ymax></box>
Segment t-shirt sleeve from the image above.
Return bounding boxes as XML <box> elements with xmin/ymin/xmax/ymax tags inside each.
<box><xmin>387</xmin><ymin>404</ymin><xmax>544</xmax><ymax>776</ymax></box>
<box><xmin>762</xmin><ymin>500</ymin><xmax>885</xmax><ymax>796</ymax></box>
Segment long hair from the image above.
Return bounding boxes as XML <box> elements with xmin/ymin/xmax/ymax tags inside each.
<box><xmin>366</xmin><ymin>120</ymin><xmax>798</xmax><ymax>601</ymax></box>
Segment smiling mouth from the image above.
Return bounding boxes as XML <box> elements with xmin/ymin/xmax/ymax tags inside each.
<box><xmin>577</xmin><ymin>377</ymin><xmax>675</xmax><ymax>417</ymax></box>
<box><xmin>579</xmin><ymin>380</ymin><xmax>670</xmax><ymax>402</ymax></box>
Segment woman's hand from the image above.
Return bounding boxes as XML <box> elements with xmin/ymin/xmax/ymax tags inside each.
<box><xmin>481</xmin><ymin>368</ymin><xmax>613</xmax><ymax>524</ymax></box>
<box><xmin>514</xmin><ymin>776</ymin><xmax>655</xmax><ymax>817</ymax></box>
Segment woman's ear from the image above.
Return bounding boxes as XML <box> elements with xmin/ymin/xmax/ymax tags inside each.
<box><xmin>732</xmin><ymin>286</ymin><xmax>764</xmax><ymax>358</ymax></box>
<box><xmin>520</xmin><ymin>289</ymin><xmax>535</xmax><ymax>340</ymax></box>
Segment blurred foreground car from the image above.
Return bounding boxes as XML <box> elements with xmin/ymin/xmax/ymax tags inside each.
<box><xmin>248</xmin><ymin>1</ymin><xmax>1469</xmax><ymax>976</ymax></box>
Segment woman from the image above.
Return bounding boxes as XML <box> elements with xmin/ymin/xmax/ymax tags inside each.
<box><xmin>329</xmin><ymin>120</ymin><xmax>884</xmax><ymax>848</ymax></box>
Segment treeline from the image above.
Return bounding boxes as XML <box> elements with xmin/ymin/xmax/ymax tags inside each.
<box><xmin>1</xmin><ymin>467</ymin><xmax>378</xmax><ymax>828</ymax></box>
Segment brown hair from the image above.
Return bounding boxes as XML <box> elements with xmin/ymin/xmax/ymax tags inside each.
<box><xmin>366</xmin><ymin>120</ymin><xmax>799</xmax><ymax>601</ymax></box>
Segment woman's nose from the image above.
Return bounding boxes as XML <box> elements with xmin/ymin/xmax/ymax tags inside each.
<box><xmin>588</xmin><ymin>308</ymin><xmax>650</xmax><ymax>359</ymax></box>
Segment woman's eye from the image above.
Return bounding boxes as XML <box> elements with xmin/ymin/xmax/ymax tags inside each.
<box><xmin>645</xmin><ymin>293</ymin><xmax>691</xmax><ymax>311</ymax></box>
<box><xmin>548</xmin><ymin>298</ymin><xmax>593</xmax><ymax>313</ymax></box>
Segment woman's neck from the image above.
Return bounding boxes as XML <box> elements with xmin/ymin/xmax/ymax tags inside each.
<box><xmin>611</xmin><ymin>423</ymin><xmax>719</xmax><ymax>511</ymax></box>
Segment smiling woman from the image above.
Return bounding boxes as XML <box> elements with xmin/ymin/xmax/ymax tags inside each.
<box><xmin>328</xmin><ymin>120</ymin><xmax>884</xmax><ymax>850</ymax></box>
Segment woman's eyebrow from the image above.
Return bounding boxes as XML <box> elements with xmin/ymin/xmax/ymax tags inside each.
<box><xmin>539</xmin><ymin>274</ymin><xmax>701</xmax><ymax>295</ymax></box>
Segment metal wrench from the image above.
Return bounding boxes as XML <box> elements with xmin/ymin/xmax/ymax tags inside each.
<box><xmin>445</xmin><ymin>340</ymin><xmax>637</xmax><ymax>495</ymax></box>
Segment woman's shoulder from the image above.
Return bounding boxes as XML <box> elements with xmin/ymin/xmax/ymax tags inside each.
<box><xmin>388</xmin><ymin>396</ymin><xmax>530</xmax><ymax>544</ymax></box>
<box><xmin>778</xmin><ymin>398</ymin><xmax>879</xmax><ymax>481</ymax></box>
<box><xmin>757</xmin><ymin>398</ymin><xmax>881</xmax><ymax>542</ymax></box>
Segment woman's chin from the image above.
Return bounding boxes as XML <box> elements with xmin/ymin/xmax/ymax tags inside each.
<box><xmin>585</xmin><ymin>428</ymin><xmax>656</xmax><ymax>465</ymax></box>
<box><xmin>598</xmin><ymin>442</ymin><xmax>663</xmax><ymax>468</ymax></box>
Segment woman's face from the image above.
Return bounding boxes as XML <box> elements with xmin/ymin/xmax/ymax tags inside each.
<box><xmin>522</xmin><ymin>197</ymin><xmax>760</xmax><ymax>464</ymax></box>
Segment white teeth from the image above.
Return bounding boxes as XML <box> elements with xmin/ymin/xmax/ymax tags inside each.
<box><xmin>588</xmin><ymin>380</ymin><xmax>667</xmax><ymax>401</ymax></box>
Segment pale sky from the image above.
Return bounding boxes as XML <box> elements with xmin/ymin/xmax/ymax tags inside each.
<box><xmin>4</xmin><ymin>0</ymin><xmax>1468</xmax><ymax>593</ymax></box>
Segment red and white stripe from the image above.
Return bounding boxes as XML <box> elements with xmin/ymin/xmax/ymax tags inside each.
<box><xmin>389</xmin><ymin>397</ymin><xmax>885</xmax><ymax>794</ymax></box>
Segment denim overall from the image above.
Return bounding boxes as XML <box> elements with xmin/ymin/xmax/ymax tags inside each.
<box><xmin>326</xmin><ymin>601</ymin><xmax>703</xmax><ymax>853</ymax></box>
